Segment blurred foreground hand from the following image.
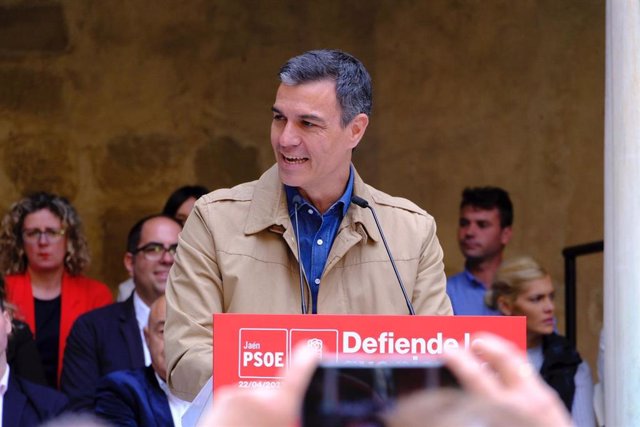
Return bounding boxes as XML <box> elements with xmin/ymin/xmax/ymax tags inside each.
<box><xmin>443</xmin><ymin>332</ymin><xmax>573</xmax><ymax>427</ymax></box>
<box><xmin>199</xmin><ymin>333</ymin><xmax>572</xmax><ymax>427</ymax></box>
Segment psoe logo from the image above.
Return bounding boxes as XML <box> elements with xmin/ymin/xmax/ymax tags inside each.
<box><xmin>238</xmin><ymin>328</ymin><xmax>288</xmax><ymax>379</ymax></box>
<box><xmin>290</xmin><ymin>329</ymin><xmax>339</xmax><ymax>361</ymax></box>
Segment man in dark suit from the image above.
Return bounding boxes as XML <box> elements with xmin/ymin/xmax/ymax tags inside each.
<box><xmin>61</xmin><ymin>214</ymin><xmax>182</xmax><ymax>411</ymax></box>
<box><xmin>0</xmin><ymin>294</ymin><xmax>67</xmax><ymax>426</ymax></box>
<box><xmin>95</xmin><ymin>296</ymin><xmax>189</xmax><ymax>426</ymax></box>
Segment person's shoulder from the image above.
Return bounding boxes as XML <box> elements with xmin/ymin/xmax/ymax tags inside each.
<box><xmin>102</xmin><ymin>367</ymin><xmax>145</xmax><ymax>384</ymax></box>
<box><xmin>9</xmin><ymin>318</ymin><xmax>34</xmax><ymax>343</ymax></box>
<box><xmin>446</xmin><ymin>271</ymin><xmax>467</xmax><ymax>286</ymax></box>
<box><xmin>70</xmin><ymin>275</ymin><xmax>111</xmax><ymax>292</ymax></box>
<box><xmin>199</xmin><ymin>179</ymin><xmax>259</xmax><ymax>205</ymax></box>
<box><xmin>64</xmin><ymin>274</ymin><xmax>113</xmax><ymax>302</ymax></box>
<box><xmin>197</xmin><ymin>166</ymin><xmax>279</xmax><ymax>207</ymax></box>
<box><xmin>72</xmin><ymin>299</ymin><xmax>126</xmax><ymax>328</ymax></box>
<box><xmin>544</xmin><ymin>332</ymin><xmax>573</xmax><ymax>348</ymax></box>
<box><xmin>3</xmin><ymin>274</ymin><xmax>31</xmax><ymax>308</ymax></box>
<box><xmin>98</xmin><ymin>367</ymin><xmax>148</xmax><ymax>393</ymax></box>
<box><xmin>542</xmin><ymin>333</ymin><xmax>582</xmax><ymax>364</ymax></box>
<box><xmin>366</xmin><ymin>185</ymin><xmax>432</xmax><ymax>219</ymax></box>
<box><xmin>3</xmin><ymin>272</ymin><xmax>25</xmax><ymax>282</ymax></box>
<box><xmin>13</xmin><ymin>374</ymin><xmax>68</xmax><ymax>411</ymax></box>
<box><xmin>3</xmin><ymin>272</ymin><xmax>27</xmax><ymax>290</ymax></box>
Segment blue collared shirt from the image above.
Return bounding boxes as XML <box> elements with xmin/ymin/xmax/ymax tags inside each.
<box><xmin>286</xmin><ymin>167</ymin><xmax>354</xmax><ymax>314</ymax></box>
<box><xmin>446</xmin><ymin>269</ymin><xmax>502</xmax><ymax>316</ymax></box>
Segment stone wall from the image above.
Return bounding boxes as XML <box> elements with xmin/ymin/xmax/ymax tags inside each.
<box><xmin>0</xmin><ymin>0</ymin><xmax>604</xmax><ymax>371</ymax></box>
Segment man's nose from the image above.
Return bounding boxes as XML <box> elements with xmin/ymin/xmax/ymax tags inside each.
<box><xmin>161</xmin><ymin>249</ymin><xmax>175</xmax><ymax>264</ymax></box>
<box><xmin>463</xmin><ymin>225</ymin><xmax>476</xmax><ymax>236</ymax></box>
<box><xmin>278</xmin><ymin>122</ymin><xmax>301</xmax><ymax>147</ymax></box>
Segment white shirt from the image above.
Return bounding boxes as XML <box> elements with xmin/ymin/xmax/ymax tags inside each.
<box><xmin>117</xmin><ymin>277</ymin><xmax>135</xmax><ymax>302</ymax></box>
<box><xmin>133</xmin><ymin>292</ymin><xmax>151</xmax><ymax>366</ymax></box>
<box><xmin>155</xmin><ymin>372</ymin><xmax>190</xmax><ymax>427</ymax></box>
<box><xmin>0</xmin><ymin>365</ymin><xmax>10</xmax><ymax>427</ymax></box>
<box><xmin>527</xmin><ymin>344</ymin><xmax>595</xmax><ymax>427</ymax></box>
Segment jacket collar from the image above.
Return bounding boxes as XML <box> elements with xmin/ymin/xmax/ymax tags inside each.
<box><xmin>120</xmin><ymin>294</ymin><xmax>146</xmax><ymax>367</ymax></box>
<box><xmin>144</xmin><ymin>366</ymin><xmax>174</xmax><ymax>426</ymax></box>
<box><xmin>120</xmin><ymin>293</ymin><xmax>137</xmax><ymax>320</ymax></box>
<box><xmin>244</xmin><ymin>165</ymin><xmax>290</xmax><ymax>235</ymax></box>
<box><xmin>244</xmin><ymin>164</ymin><xmax>380</xmax><ymax>243</ymax></box>
<box><xmin>5</xmin><ymin>371</ymin><xmax>26</xmax><ymax>427</ymax></box>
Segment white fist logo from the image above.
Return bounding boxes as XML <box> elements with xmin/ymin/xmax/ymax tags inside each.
<box><xmin>306</xmin><ymin>338</ymin><xmax>323</xmax><ymax>358</ymax></box>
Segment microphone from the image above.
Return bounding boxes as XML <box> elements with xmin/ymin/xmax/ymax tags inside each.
<box><xmin>292</xmin><ymin>195</ymin><xmax>308</xmax><ymax>314</ymax></box>
<box><xmin>351</xmin><ymin>195</ymin><xmax>416</xmax><ymax>315</ymax></box>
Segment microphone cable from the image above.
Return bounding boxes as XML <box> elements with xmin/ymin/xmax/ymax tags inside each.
<box><xmin>351</xmin><ymin>195</ymin><xmax>416</xmax><ymax>315</ymax></box>
<box><xmin>293</xmin><ymin>195</ymin><xmax>308</xmax><ymax>314</ymax></box>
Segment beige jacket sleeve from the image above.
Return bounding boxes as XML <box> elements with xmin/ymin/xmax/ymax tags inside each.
<box><xmin>165</xmin><ymin>200</ymin><xmax>222</xmax><ymax>401</ymax></box>
<box><xmin>412</xmin><ymin>214</ymin><xmax>452</xmax><ymax>316</ymax></box>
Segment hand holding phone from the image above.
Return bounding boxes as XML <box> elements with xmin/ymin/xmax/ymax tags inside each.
<box><xmin>302</xmin><ymin>361</ymin><xmax>458</xmax><ymax>427</ymax></box>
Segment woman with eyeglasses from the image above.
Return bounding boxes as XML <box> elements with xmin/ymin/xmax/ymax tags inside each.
<box><xmin>0</xmin><ymin>192</ymin><xmax>112</xmax><ymax>388</ymax></box>
<box><xmin>485</xmin><ymin>255</ymin><xmax>595</xmax><ymax>427</ymax></box>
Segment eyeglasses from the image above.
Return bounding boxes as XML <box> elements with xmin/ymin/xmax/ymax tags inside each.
<box><xmin>22</xmin><ymin>228</ymin><xmax>66</xmax><ymax>242</ymax></box>
<box><xmin>133</xmin><ymin>242</ymin><xmax>178</xmax><ymax>261</ymax></box>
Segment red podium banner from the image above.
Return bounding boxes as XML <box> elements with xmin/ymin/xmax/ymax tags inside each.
<box><xmin>212</xmin><ymin>314</ymin><xmax>525</xmax><ymax>391</ymax></box>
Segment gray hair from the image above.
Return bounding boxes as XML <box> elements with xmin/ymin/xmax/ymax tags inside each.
<box><xmin>278</xmin><ymin>49</ymin><xmax>372</xmax><ymax>127</ymax></box>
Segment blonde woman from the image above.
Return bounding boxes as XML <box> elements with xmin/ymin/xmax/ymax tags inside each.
<box><xmin>0</xmin><ymin>192</ymin><xmax>112</xmax><ymax>388</ymax></box>
<box><xmin>485</xmin><ymin>256</ymin><xmax>594</xmax><ymax>427</ymax></box>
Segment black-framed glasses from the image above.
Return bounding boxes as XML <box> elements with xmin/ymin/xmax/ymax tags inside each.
<box><xmin>133</xmin><ymin>242</ymin><xmax>178</xmax><ymax>261</ymax></box>
<box><xmin>22</xmin><ymin>228</ymin><xmax>66</xmax><ymax>243</ymax></box>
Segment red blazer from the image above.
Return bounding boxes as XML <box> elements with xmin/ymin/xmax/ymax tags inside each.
<box><xmin>5</xmin><ymin>271</ymin><xmax>113</xmax><ymax>385</ymax></box>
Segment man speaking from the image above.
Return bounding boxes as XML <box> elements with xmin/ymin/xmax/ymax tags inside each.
<box><xmin>165</xmin><ymin>49</ymin><xmax>452</xmax><ymax>400</ymax></box>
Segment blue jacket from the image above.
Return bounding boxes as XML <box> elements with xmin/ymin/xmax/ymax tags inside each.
<box><xmin>61</xmin><ymin>295</ymin><xmax>145</xmax><ymax>411</ymax></box>
<box><xmin>95</xmin><ymin>366</ymin><xmax>174</xmax><ymax>427</ymax></box>
<box><xmin>4</xmin><ymin>372</ymin><xmax>68</xmax><ymax>427</ymax></box>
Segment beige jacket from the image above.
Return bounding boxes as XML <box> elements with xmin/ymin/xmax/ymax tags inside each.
<box><xmin>165</xmin><ymin>164</ymin><xmax>452</xmax><ymax>400</ymax></box>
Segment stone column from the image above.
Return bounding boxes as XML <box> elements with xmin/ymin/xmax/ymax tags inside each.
<box><xmin>604</xmin><ymin>0</ymin><xmax>640</xmax><ymax>425</ymax></box>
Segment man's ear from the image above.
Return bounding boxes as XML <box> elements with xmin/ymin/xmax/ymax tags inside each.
<box><xmin>500</xmin><ymin>226</ymin><xmax>513</xmax><ymax>246</ymax></box>
<box><xmin>3</xmin><ymin>311</ymin><xmax>12</xmax><ymax>336</ymax></box>
<box><xmin>497</xmin><ymin>296</ymin><xmax>513</xmax><ymax>316</ymax></box>
<box><xmin>143</xmin><ymin>326</ymin><xmax>150</xmax><ymax>347</ymax></box>
<box><xmin>124</xmin><ymin>253</ymin><xmax>134</xmax><ymax>277</ymax></box>
<box><xmin>347</xmin><ymin>113</ymin><xmax>369</xmax><ymax>149</ymax></box>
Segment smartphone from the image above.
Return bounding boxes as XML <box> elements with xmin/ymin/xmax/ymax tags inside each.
<box><xmin>302</xmin><ymin>361</ymin><xmax>458</xmax><ymax>427</ymax></box>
